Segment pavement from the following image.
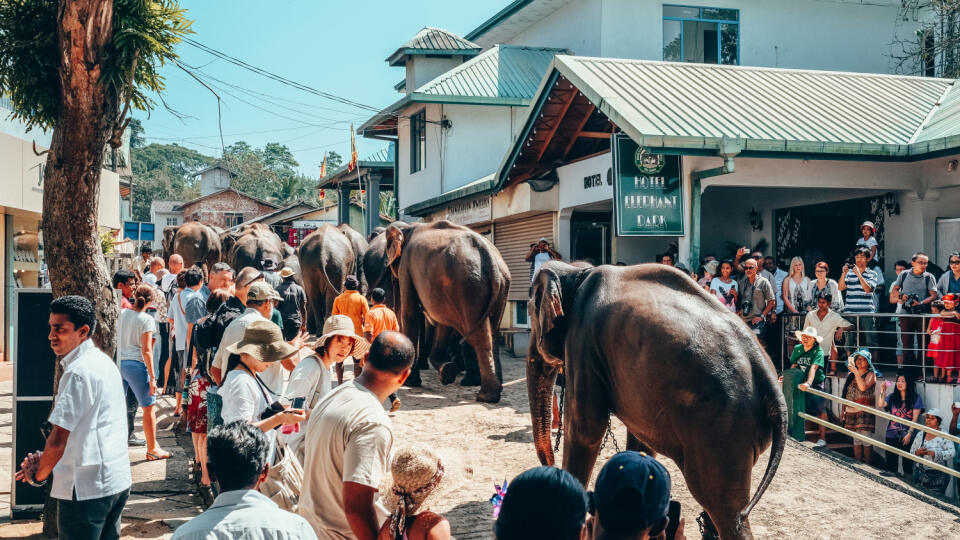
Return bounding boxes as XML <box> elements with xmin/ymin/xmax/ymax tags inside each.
<box><xmin>0</xmin><ymin>380</ymin><xmax>203</xmax><ymax>539</ymax></box>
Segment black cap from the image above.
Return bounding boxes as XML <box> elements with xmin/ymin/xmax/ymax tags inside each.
<box><xmin>594</xmin><ymin>451</ymin><xmax>670</xmax><ymax>534</ymax></box>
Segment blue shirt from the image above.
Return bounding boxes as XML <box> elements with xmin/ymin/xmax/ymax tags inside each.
<box><xmin>171</xmin><ymin>489</ymin><xmax>316</xmax><ymax>540</ymax></box>
<box><xmin>842</xmin><ymin>268</ymin><xmax>878</xmax><ymax>313</ymax></box>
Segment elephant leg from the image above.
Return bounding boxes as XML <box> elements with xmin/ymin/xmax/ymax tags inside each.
<box><xmin>561</xmin><ymin>399</ymin><xmax>608</xmax><ymax>486</ymax></box>
<box><xmin>625</xmin><ymin>432</ymin><xmax>657</xmax><ymax>456</ymax></box>
<box><xmin>464</xmin><ymin>322</ymin><xmax>501</xmax><ymax>403</ymax></box>
<box><xmin>460</xmin><ymin>338</ymin><xmax>481</xmax><ymax>387</ymax></box>
<box><xmin>398</xmin><ymin>279</ymin><xmax>423</xmax><ymax>387</ymax></box>
<box><xmin>429</xmin><ymin>326</ymin><xmax>458</xmax><ymax>385</ymax></box>
<box><xmin>681</xmin><ymin>443</ymin><xmax>754</xmax><ymax>540</ymax></box>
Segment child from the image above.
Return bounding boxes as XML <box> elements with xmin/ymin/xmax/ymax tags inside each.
<box><xmin>936</xmin><ymin>294</ymin><xmax>960</xmax><ymax>384</ymax></box>
<box><xmin>380</xmin><ymin>447</ymin><xmax>450</xmax><ymax>540</ymax></box>
<box><xmin>928</xmin><ymin>300</ymin><xmax>945</xmax><ymax>382</ymax></box>
<box><xmin>856</xmin><ymin>221</ymin><xmax>878</xmax><ymax>263</ymax></box>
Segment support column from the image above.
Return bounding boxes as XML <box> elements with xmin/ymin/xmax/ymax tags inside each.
<box><xmin>338</xmin><ymin>182</ymin><xmax>350</xmax><ymax>226</ymax></box>
<box><xmin>689</xmin><ymin>175</ymin><xmax>701</xmax><ymax>271</ymax></box>
<box><xmin>557</xmin><ymin>208</ymin><xmax>573</xmax><ymax>261</ymax></box>
<box><xmin>365</xmin><ymin>172</ymin><xmax>382</xmax><ymax>238</ymax></box>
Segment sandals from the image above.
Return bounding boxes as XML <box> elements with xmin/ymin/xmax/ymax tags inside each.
<box><xmin>146</xmin><ymin>450</ymin><xmax>172</xmax><ymax>461</ymax></box>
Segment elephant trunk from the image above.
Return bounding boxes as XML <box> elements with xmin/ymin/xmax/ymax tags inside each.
<box><xmin>526</xmin><ymin>351</ymin><xmax>558</xmax><ymax>466</ymax></box>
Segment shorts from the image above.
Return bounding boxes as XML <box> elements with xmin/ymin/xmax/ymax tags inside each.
<box><xmin>120</xmin><ymin>360</ymin><xmax>156</xmax><ymax>407</ymax></box>
<box><xmin>852</xmin><ymin>430</ymin><xmax>873</xmax><ymax>447</ymax></box>
<box><xmin>805</xmin><ymin>380</ymin><xmax>826</xmax><ymax>416</ymax></box>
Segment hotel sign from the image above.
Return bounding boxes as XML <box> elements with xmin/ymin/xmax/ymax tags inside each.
<box><xmin>442</xmin><ymin>196</ymin><xmax>491</xmax><ymax>226</ymax></box>
<box><xmin>612</xmin><ymin>134</ymin><xmax>683</xmax><ymax>236</ymax></box>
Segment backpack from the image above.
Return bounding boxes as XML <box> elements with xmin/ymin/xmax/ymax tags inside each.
<box><xmin>195</xmin><ymin>300</ymin><xmax>242</xmax><ymax>353</ymax></box>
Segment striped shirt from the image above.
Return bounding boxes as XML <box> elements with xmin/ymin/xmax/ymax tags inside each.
<box><xmin>842</xmin><ymin>268</ymin><xmax>878</xmax><ymax>313</ymax></box>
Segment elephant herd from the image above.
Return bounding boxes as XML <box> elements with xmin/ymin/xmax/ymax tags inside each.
<box><xmin>165</xmin><ymin>219</ymin><xmax>788</xmax><ymax>539</ymax></box>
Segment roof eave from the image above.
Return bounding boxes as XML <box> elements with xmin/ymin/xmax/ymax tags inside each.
<box><xmin>465</xmin><ymin>0</ymin><xmax>534</xmax><ymax>42</ymax></box>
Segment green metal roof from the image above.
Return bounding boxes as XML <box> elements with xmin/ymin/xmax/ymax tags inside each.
<box><xmin>360</xmin><ymin>46</ymin><xmax>567</xmax><ymax>135</ymax></box>
<box><xmin>318</xmin><ymin>145</ymin><xmax>395</xmax><ymax>188</ymax></box>
<box><xmin>387</xmin><ymin>27</ymin><xmax>481</xmax><ymax>66</ymax></box>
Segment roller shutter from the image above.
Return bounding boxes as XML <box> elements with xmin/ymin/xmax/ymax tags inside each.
<box><xmin>494</xmin><ymin>213</ymin><xmax>555</xmax><ymax>301</ymax></box>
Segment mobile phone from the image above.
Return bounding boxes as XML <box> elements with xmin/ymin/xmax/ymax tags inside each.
<box><xmin>292</xmin><ymin>396</ymin><xmax>305</xmax><ymax>409</ymax></box>
<box><xmin>665</xmin><ymin>500</ymin><xmax>681</xmax><ymax>540</ymax></box>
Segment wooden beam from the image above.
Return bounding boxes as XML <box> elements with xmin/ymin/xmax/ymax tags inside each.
<box><xmin>535</xmin><ymin>90</ymin><xmax>579</xmax><ymax>162</ymax></box>
<box><xmin>560</xmin><ymin>103</ymin><xmax>596</xmax><ymax>160</ymax></box>
<box><xmin>578</xmin><ymin>131</ymin><xmax>613</xmax><ymax>139</ymax></box>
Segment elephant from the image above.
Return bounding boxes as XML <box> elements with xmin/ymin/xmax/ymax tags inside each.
<box><xmin>170</xmin><ymin>222</ymin><xmax>221</xmax><ymax>273</ymax></box>
<box><xmin>230</xmin><ymin>227</ymin><xmax>286</xmax><ymax>273</ymax></box>
<box><xmin>385</xmin><ymin>220</ymin><xmax>510</xmax><ymax>402</ymax></box>
<box><xmin>161</xmin><ymin>226</ymin><xmax>178</xmax><ymax>259</ymax></box>
<box><xmin>361</xmin><ymin>226</ymin><xmax>399</xmax><ymax>308</ymax></box>
<box><xmin>297</xmin><ymin>224</ymin><xmax>356</xmax><ymax>334</ymax></box>
<box><xmin>337</xmin><ymin>223</ymin><xmax>367</xmax><ymax>288</ymax></box>
<box><xmin>527</xmin><ymin>260</ymin><xmax>787</xmax><ymax>539</ymax></box>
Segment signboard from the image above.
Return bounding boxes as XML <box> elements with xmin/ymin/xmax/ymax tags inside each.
<box><xmin>442</xmin><ymin>196</ymin><xmax>491</xmax><ymax>226</ymax></box>
<box><xmin>612</xmin><ymin>134</ymin><xmax>683</xmax><ymax>236</ymax></box>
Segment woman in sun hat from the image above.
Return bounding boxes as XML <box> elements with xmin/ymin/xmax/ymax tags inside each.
<box><xmin>283</xmin><ymin>314</ymin><xmax>370</xmax><ymax>459</ymax></box>
<box><xmin>841</xmin><ymin>348</ymin><xmax>878</xmax><ymax>464</ymax></box>
<box><xmin>909</xmin><ymin>408</ymin><xmax>956</xmax><ymax>494</ymax></box>
<box><xmin>856</xmin><ymin>220</ymin><xmax>879</xmax><ymax>262</ymax></box>
<box><xmin>379</xmin><ymin>446</ymin><xmax>450</xmax><ymax>540</ymax></box>
<box><xmin>220</xmin><ymin>320</ymin><xmax>306</xmax><ymax>434</ymax></box>
<box><xmin>789</xmin><ymin>326</ymin><xmax>830</xmax><ymax>446</ymax></box>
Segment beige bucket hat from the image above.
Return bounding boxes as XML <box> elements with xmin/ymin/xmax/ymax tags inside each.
<box><xmin>794</xmin><ymin>326</ymin><xmax>824</xmax><ymax>344</ymax></box>
<box><xmin>317</xmin><ymin>314</ymin><xmax>370</xmax><ymax>358</ymax></box>
<box><xmin>226</xmin><ymin>320</ymin><xmax>300</xmax><ymax>363</ymax></box>
<box><xmin>279</xmin><ymin>267</ymin><xmax>295</xmax><ymax>278</ymax></box>
<box><xmin>382</xmin><ymin>446</ymin><xmax>445</xmax><ymax>536</ymax></box>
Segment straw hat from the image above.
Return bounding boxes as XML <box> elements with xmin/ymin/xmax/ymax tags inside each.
<box><xmin>794</xmin><ymin>326</ymin><xmax>823</xmax><ymax>344</ymax></box>
<box><xmin>226</xmin><ymin>320</ymin><xmax>300</xmax><ymax>363</ymax></box>
<box><xmin>317</xmin><ymin>315</ymin><xmax>370</xmax><ymax>358</ymax></box>
<box><xmin>279</xmin><ymin>267</ymin><xmax>295</xmax><ymax>279</ymax></box>
<box><xmin>382</xmin><ymin>446</ymin><xmax>445</xmax><ymax>537</ymax></box>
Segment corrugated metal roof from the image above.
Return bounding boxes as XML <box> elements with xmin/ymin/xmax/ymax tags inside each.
<box><xmin>911</xmin><ymin>83</ymin><xmax>960</xmax><ymax>143</ymax></box>
<box><xmin>387</xmin><ymin>27</ymin><xmax>481</xmax><ymax>66</ymax></box>
<box><xmin>150</xmin><ymin>200</ymin><xmax>182</xmax><ymax>213</ymax></box>
<box><xmin>559</xmin><ymin>56</ymin><xmax>954</xmax><ymax>146</ymax></box>
<box><xmin>418</xmin><ymin>45</ymin><xmax>567</xmax><ymax>100</ymax></box>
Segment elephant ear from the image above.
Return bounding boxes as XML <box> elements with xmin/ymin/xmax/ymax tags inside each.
<box><xmin>532</xmin><ymin>268</ymin><xmax>565</xmax><ymax>343</ymax></box>
<box><xmin>385</xmin><ymin>225</ymin><xmax>404</xmax><ymax>267</ymax></box>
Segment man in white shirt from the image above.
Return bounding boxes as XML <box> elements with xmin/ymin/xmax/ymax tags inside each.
<box><xmin>213</xmin><ymin>280</ymin><xmax>293</xmax><ymax>398</ymax></box>
<box><xmin>172</xmin><ymin>421</ymin><xmax>316</xmax><ymax>540</ymax></box>
<box><xmin>803</xmin><ymin>295</ymin><xmax>853</xmax><ymax>374</ymax></box>
<box><xmin>142</xmin><ymin>256</ymin><xmax>165</xmax><ymax>288</ymax></box>
<box><xmin>17</xmin><ymin>296</ymin><xmax>131</xmax><ymax>540</ymax></box>
<box><xmin>299</xmin><ymin>331</ymin><xmax>415</xmax><ymax>540</ymax></box>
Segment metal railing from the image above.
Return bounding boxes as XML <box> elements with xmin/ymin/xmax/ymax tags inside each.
<box><xmin>786</xmin><ymin>372</ymin><xmax>960</xmax><ymax>481</ymax></box>
<box><xmin>777</xmin><ymin>312</ymin><xmax>958</xmax><ymax>375</ymax></box>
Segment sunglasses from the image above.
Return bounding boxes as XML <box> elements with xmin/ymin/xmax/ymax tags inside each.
<box><xmin>950</xmin><ymin>260</ymin><xmax>960</xmax><ymax>265</ymax></box>
<box><xmin>744</xmin><ymin>265</ymin><xmax>758</xmax><ymax>270</ymax></box>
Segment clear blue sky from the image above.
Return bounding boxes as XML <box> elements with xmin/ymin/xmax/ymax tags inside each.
<box><xmin>138</xmin><ymin>0</ymin><xmax>504</xmax><ymax>174</ymax></box>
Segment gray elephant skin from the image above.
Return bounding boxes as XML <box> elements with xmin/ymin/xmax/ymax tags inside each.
<box><xmin>297</xmin><ymin>224</ymin><xmax>356</xmax><ymax>334</ymax></box>
<box><xmin>385</xmin><ymin>221</ymin><xmax>509</xmax><ymax>402</ymax></box>
<box><xmin>169</xmin><ymin>222</ymin><xmax>221</xmax><ymax>273</ymax></box>
<box><xmin>361</xmin><ymin>226</ymin><xmax>398</xmax><ymax>308</ymax></box>
<box><xmin>338</xmin><ymin>223</ymin><xmax>367</xmax><ymax>290</ymax></box>
<box><xmin>228</xmin><ymin>223</ymin><xmax>286</xmax><ymax>273</ymax></box>
<box><xmin>527</xmin><ymin>261</ymin><xmax>787</xmax><ymax>539</ymax></box>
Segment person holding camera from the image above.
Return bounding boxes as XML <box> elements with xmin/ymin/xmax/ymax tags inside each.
<box><xmin>889</xmin><ymin>252</ymin><xmax>938</xmax><ymax>378</ymax></box>
<box><xmin>737</xmin><ymin>258</ymin><xmax>777</xmax><ymax>345</ymax></box>
<box><xmin>526</xmin><ymin>238</ymin><xmax>562</xmax><ymax>283</ymax></box>
<box><xmin>839</xmin><ymin>247</ymin><xmax>880</xmax><ymax>352</ymax></box>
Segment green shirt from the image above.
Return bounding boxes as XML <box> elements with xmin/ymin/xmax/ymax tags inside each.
<box><xmin>790</xmin><ymin>343</ymin><xmax>825</xmax><ymax>384</ymax></box>
<box><xmin>271</xmin><ymin>308</ymin><xmax>283</xmax><ymax>329</ymax></box>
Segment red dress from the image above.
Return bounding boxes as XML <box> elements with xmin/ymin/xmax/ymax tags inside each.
<box><xmin>186</xmin><ymin>373</ymin><xmax>210</xmax><ymax>434</ymax></box>
<box><xmin>936</xmin><ymin>316</ymin><xmax>960</xmax><ymax>369</ymax></box>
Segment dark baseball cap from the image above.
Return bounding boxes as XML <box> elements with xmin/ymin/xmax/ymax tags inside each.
<box><xmin>593</xmin><ymin>451</ymin><xmax>670</xmax><ymax>534</ymax></box>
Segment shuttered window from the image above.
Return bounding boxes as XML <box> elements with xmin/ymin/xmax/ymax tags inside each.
<box><xmin>494</xmin><ymin>213</ymin><xmax>555</xmax><ymax>301</ymax></box>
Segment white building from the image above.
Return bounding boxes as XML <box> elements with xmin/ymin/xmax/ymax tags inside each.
<box><xmin>150</xmin><ymin>200</ymin><xmax>183</xmax><ymax>250</ymax></box>
<box><xmin>360</xmin><ymin>0</ymin><xmax>932</xmax><ymax>323</ymax></box>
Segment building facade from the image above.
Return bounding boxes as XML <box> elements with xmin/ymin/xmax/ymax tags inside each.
<box><xmin>179</xmin><ymin>188</ymin><xmax>278</xmax><ymax>229</ymax></box>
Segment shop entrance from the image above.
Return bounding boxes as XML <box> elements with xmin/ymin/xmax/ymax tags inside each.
<box><xmin>571</xmin><ymin>211</ymin><xmax>611</xmax><ymax>265</ymax></box>
<box><xmin>774</xmin><ymin>195</ymin><xmax>885</xmax><ymax>280</ymax></box>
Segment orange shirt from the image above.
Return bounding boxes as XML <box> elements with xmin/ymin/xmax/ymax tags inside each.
<box><xmin>332</xmin><ymin>290</ymin><xmax>369</xmax><ymax>335</ymax></box>
<box><xmin>363</xmin><ymin>304</ymin><xmax>399</xmax><ymax>340</ymax></box>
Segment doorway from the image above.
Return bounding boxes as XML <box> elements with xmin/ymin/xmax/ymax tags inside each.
<box><xmin>571</xmin><ymin>211</ymin><xmax>611</xmax><ymax>265</ymax></box>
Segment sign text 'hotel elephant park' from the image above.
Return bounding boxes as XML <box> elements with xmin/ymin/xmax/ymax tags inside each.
<box><xmin>612</xmin><ymin>134</ymin><xmax>683</xmax><ymax>236</ymax></box>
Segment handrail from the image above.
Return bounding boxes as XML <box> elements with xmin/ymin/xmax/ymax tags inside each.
<box><xmin>797</xmin><ymin>412</ymin><xmax>960</xmax><ymax>480</ymax></box>
<box><xmin>801</xmin><ymin>385</ymin><xmax>960</xmax><ymax>446</ymax></box>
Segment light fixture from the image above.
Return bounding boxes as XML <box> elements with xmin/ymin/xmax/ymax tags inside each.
<box><xmin>749</xmin><ymin>208</ymin><xmax>763</xmax><ymax>231</ymax></box>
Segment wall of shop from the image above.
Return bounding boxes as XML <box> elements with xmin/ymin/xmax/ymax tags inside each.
<box><xmin>441</xmin><ymin>104</ymin><xmax>518</xmax><ymax>193</ymax></box>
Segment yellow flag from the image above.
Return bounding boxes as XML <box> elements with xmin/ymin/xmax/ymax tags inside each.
<box><xmin>319</xmin><ymin>152</ymin><xmax>327</xmax><ymax>179</ymax></box>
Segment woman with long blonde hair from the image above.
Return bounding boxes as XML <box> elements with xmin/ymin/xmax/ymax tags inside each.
<box><xmin>783</xmin><ymin>256</ymin><xmax>812</xmax><ymax>335</ymax></box>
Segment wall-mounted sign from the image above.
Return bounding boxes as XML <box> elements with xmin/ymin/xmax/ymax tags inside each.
<box><xmin>583</xmin><ymin>168</ymin><xmax>613</xmax><ymax>190</ymax></box>
<box><xmin>293</xmin><ymin>219</ymin><xmax>336</xmax><ymax>229</ymax></box>
<box><xmin>443</xmin><ymin>196</ymin><xmax>491</xmax><ymax>225</ymax></box>
<box><xmin>612</xmin><ymin>134</ymin><xmax>683</xmax><ymax>236</ymax></box>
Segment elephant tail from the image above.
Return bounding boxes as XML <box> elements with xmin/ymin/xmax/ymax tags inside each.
<box><xmin>739</xmin><ymin>366</ymin><xmax>788</xmax><ymax>525</ymax></box>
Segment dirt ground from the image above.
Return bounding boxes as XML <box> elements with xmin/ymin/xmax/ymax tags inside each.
<box><xmin>387</xmin><ymin>354</ymin><xmax>960</xmax><ymax>540</ymax></box>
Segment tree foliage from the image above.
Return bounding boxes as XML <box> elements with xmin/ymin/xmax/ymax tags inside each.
<box><xmin>131</xmin><ymin>141</ymin><xmax>209</xmax><ymax>220</ymax></box>
<box><xmin>893</xmin><ymin>1</ymin><xmax>960</xmax><ymax>77</ymax></box>
<box><xmin>0</xmin><ymin>0</ymin><xmax>192</xmax><ymax>131</ymax></box>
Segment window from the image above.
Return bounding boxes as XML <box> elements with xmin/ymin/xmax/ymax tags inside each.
<box><xmin>663</xmin><ymin>5</ymin><xmax>739</xmax><ymax>65</ymax></box>
<box><xmin>923</xmin><ymin>30</ymin><xmax>936</xmax><ymax>77</ymax></box>
<box><xmin>224</xmin><ymin>213</ymin><xmax>244</xmax><ymax>227</ymax></box>
<box><xmin>513</xmin><ymin>300</ymin><xmax>529</xmax><ymax>328</ymax></box>
<box><xmin>166</xmin><ymin>217</ymin><xmax>179</xmax><ymax>226</ymax></box>
<box><xmin>409</xmin><ymin>109</ymin><xmax>426</xmax><ymax>174</ymax></box>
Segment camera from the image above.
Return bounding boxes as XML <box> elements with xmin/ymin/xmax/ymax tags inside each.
<box><xmin>902</xmin><ymin>294</ymin><xmax>931</xmax><ymax>314</ymax></box>
<box><xmin>259</xmin><ymin>401</ymin><xmax>286</xmax><ymax>422</ymax></box>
